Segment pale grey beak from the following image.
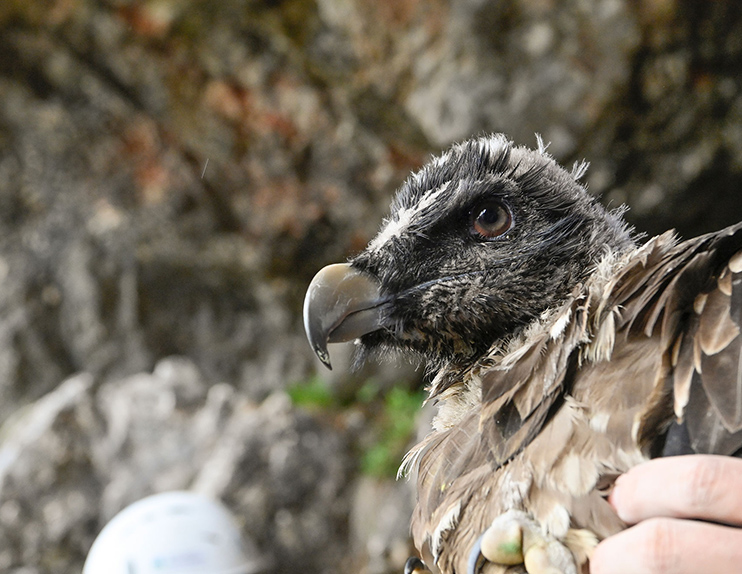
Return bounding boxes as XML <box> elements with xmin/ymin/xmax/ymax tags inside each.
<box><xmin>303</xmin><ymin>263</ymin><xmax>386</xmax><ymax>369</ymax></box>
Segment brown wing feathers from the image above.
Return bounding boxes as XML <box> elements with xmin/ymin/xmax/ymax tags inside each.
<box><xmin>624</xmin><ymin>223</ymin><xmax>742</xmax><ymax>456</ymax></box>
<box><xmin>672</xmin><ymin>244</ymin><xmax>742</xmax><ymax>456</ymax></box>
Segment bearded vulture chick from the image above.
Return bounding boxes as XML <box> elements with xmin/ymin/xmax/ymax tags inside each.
<box><xmin>303</xmin><ymin>134</ymin><xmax>742</xmax><ymax>574</ymax></box>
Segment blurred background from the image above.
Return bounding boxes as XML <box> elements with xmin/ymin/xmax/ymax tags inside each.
<box><xmin>0</xmin><ymin>1</ymin><xmax>742</xmax><ymax>573</ymax></box>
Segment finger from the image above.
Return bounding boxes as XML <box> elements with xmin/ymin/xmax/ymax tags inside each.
<box><xmin>609</xmin><ymin>455</ymin><xmax>742</xmax><ymax>525</ymax></box>
<box><xmin>590</xmin><ymin>517</ymin><xmax>742</xmax><ymax>574</ymax></box>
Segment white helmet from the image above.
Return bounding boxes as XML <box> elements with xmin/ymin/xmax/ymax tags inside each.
<box><xmin>83</xmin><ymin>491</ymin><xmax>264</xmax><ymax>574</ymax></box>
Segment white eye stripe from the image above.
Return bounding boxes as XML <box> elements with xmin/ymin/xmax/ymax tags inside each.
<box><xmin>368</xmin><ymin>134</ymin><xmax>512</xmax><ymax>253</ymax></box>
<box><xmin>368</xmin><ymin>183</ymin><xmax>451</xmax><ymax>252</ymax></box>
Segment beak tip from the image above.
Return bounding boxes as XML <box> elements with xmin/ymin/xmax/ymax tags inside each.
<box><xmin>303</xmin><ymin>262</ymin><xmax>382</xmax><ymax>372</ymax></box>
<box><xmin>315</xmin><ymin>346</ymin><xmax>333</xmax><ymax>370</ymax></box>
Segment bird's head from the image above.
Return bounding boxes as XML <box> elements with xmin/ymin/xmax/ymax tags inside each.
<box><xmin>304</xmin><ymin>134</ymin><xmax>634</xmax><ymax>371</ymax></box>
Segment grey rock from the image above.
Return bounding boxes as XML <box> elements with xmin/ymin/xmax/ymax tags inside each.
<box><xmin>351</xmin><ymin>477</ymin><xmax>417</xmax><ymax>574</ymax></box>
<box><xmin>0</xmin><ymin>359</ymin><xmax>355</xmax><ymax>573</ymax></box>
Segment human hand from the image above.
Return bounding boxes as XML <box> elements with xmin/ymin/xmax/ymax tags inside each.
<box><xmin>590</xmin><ymin>455</ymin><xmax>742</xmax><ymax>574</ymax></box>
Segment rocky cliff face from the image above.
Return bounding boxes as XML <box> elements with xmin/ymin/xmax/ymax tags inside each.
<box><xmin>0</xmin><ymin>359</ymin><xmax>362</xmax><ymax>572</ymax></box>
<box><xmin>1</xmin><ymin>1</ymin><xmax>742</xmax><ymax>573</ymax></box>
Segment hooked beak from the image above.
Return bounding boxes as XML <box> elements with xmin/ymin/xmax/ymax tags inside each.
<box><xmin>303</xmin><ymin>263</ymin><xmax>387</xmax><ymax>369</ymax></box>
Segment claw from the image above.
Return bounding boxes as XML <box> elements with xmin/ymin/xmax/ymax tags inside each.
<box><xmin>467</xmin><ymin>533</ymin><xmax>486</xmax><ymax>574</ymax></box>
<box><xmin>404</xmin><ymin>556</ymin><xmax>431</xmax><ymax>574</ymax></box>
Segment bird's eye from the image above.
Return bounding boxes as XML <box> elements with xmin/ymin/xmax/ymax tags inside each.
<box><xmin>470</xmin><ymin>200</ymin><xmax>512</xmax><ymax>240</ymax></box>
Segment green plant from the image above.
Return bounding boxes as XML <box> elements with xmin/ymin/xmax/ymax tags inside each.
<box><xmin>360</xmin><ymin>387</ymin><xmax>425</xmax><ymax>478</ymax></box>
<box><xmin>287</xmin><ymin>375</ymin><xmax>425</xmax><ymax>478</ymax></box>
<box><xmin>286</xmin><ymin>376</ymin><xmax>336</xmax><ymax>409</ymax></box>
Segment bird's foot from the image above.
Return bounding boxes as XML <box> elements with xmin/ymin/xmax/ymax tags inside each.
<box><xmin>467</xmin><ymin>510</ymin><xmax>577</xmax><ymax>574</ymax></box>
